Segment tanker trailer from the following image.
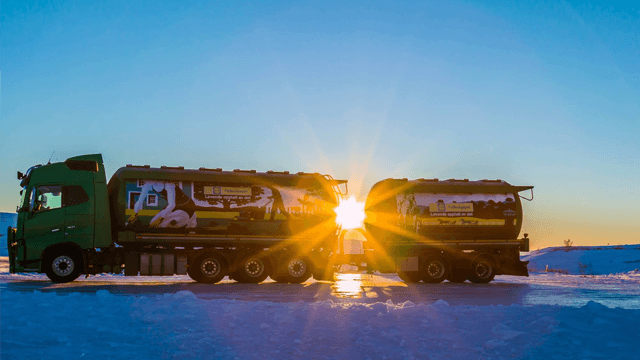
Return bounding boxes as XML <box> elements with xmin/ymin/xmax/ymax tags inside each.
<box><xmin>363</xmin><ymin>178</ymin><xmax>533</xmax><ymax>283</ymax></box>
<box><xmin>8</xmin><ymin>154</ymin><xmax>347</xmax><ymax>283</ymax></box>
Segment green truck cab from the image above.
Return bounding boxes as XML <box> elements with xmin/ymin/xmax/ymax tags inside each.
<box><xmin>9</xmin><ymin>154</ymin><xmax>111</xmax><ymax>281</ymax></box>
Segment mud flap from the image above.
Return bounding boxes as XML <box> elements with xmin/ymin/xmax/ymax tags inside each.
<box><xmin>7</xmin><ymin>226</ymin><xmax>16</xmax><ymax>274</ymax></box>
<box><xmin>396</xmin><ymin>257</ymin><xmax>419</xmax><ymax>272</ymax></box>
<box><xmin>499</xmin><ymin>260</ymin><xmax>529</xmax><ymax>277</ymax></box>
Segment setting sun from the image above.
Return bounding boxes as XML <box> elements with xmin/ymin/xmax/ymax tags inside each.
<box><xmin>334</xmin><ymin>196</ymin><xmax>366</xmax><ymax>230</ymax></box>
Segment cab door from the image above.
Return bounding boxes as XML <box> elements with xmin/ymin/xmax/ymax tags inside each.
<box><xmin>19</xmin><ymin>185</ymin><xmax>65</xmax><ymax>269</ymax></box>
<box><xmin>62</xmin><ymin>184</ymin><xmax>94</xmax><ymax>248</ymax></box>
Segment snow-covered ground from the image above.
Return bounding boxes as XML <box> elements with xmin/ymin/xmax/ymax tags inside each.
<box><xmin>2</xmin><ymin>285</ymin><xmax>639</xmax><ymax>359</ymax></box>
<box><xmin>2</xmin><ymin>245</ymin><xmax>640</xmax><ymax>359</ymax></box>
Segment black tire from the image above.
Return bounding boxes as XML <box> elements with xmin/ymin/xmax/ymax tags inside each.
<box><xmin>44</xmin><ymin>248</ymin><xmax>83</xmax><ymax>283</ymax></box>
<box><xmin>275</xmin><ymin>257</ymin><xmax>313</xmax><ymax>284</ymax></box>
<box><xmin>397</xmin><ymin>271</ymin><xmax>421</xmax><ymax>283</ymax></box>
<box><xmin>421</xmin><ymin>257</ymin><xmax>447</xmax><ymax>284</ymax></box>
<box><xmin>233</xmin><ymin>255</ymin><xmax>270</xmax><ymax>284</ymax></box>
<box><xmin>468</xmin><ymin>256</ymin><xmax>496</xmax><ymax>283</ymax></box>
<box><xmin>188</xmin><ymin>253</ymin><xmax>227</xmax><ymax>283</ymax></box>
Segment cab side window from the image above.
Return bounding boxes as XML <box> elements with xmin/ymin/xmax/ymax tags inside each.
<box><xmin>33</xmin><ymin>186</ymin><xmax>63</xmax><ymax>213</ymax></box>
<box><xmin>62</xmin><ymin>185</ymin><xmax>89</xmax><ymax>207</ymax></box>
<box><xmin>27</xmin><ymin>185</ymin><xmax>89</xmax><ymax>213</ymax></box>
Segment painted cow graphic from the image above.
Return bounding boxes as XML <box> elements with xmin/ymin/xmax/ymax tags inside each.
<box><xmin>130</xmin><ymin>181</ymin><xmax>197</xmax><ymax>228</ymax></box>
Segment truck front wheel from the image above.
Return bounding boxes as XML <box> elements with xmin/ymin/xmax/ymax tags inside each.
<box><xmin>44</xmin><ymin>248</ymin><xmax>83</xmax><ymax>283</ymax></box>
<box><xmin>189</xmin><ymin>253</ymin><xmax>227</xmax><ymax>283</ymax></box>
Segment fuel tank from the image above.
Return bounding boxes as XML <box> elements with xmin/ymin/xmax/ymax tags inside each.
<box><xmin>107</xmin><ymin>165</ymin><xmax>346</xmax><ymax>242</ymax></box>
<box><xmin>364</xmin><ymin>178</ymin><xmax>533</xmax><ymax>242</ymax></box>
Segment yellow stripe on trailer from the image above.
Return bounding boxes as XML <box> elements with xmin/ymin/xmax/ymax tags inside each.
<box><xmin>195</xmin><ymin>211</ymin><xmax>240</xmax><ymax>219</ymax></box>
<box><xmin>124</xmin><ymin>209</ymin><xmax>289</xmax><ymax>220</ymax></box>
<box><xmin>417</xmin><ymin>217</ymin><xmax>517</xmax><ymax>226</ymax></box>
<box><xmin>125</xmin><ymin>209</ymin><xmax>160</xmax><ymax>216</ymax></box>
<box><xmin>125</xmin><ymin>209</ymin><xmax>240</xmax><ymax>218</ymax></box>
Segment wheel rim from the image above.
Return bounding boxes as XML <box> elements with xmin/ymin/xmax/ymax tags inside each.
<box><xmin>244</xmin><ymin>259</ymin><xmax>265</xmax><ymax>278</ymax></box>
<box><xmin>201</xmin><ymin>258</ymin><xmax>221</xmax><ymax>278</ymax></box>
<box><xmin>287</xmin><ymin>258</ymin><xmax>307</xmax><ymax>278</ymax></box>
<box><xmin>426</xmin><ymin>260</ymin><xmax>445</xmax><ymax>279</ymax></box>
<box><xmin>474</xmin><ymin>261</ymin><xmax>492</xmax><ymax>279</ymax></box>
<box><xmin>52</xmin><ymin>255</ymin><xmax>75</xmax><ymax>277</ymax></box>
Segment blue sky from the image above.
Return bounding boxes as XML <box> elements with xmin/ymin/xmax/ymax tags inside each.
<box><xmin>2</xmin><ymin>0</ymin><xmax>638</xmax><ymax>247</ymax></box>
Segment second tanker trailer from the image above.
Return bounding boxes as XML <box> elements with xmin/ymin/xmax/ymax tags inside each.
<box><xmin>362</xmin><ymin>178</ymin><xmax>533</xmax><ymax>283</ymax></box>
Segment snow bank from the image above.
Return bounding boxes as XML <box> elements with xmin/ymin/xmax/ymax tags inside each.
<box><xmin>0</xmin><ymin>213</ymin><xmax>17</xmax><ymax>257</ymax></box>
<box><xmin>523</xmin><ymin>244</ymin><xmax>640</xmax><ymax>275</ymax></box>
<box><xmin>2</xmin><ymin>289</ymin><xmax>639</xmax><ymax>360</ymax></box>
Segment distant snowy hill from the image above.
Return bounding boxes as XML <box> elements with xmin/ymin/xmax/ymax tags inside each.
<box><xmin>523</xmin><ymin>245</ymin><xmax>640</xmax><ymax>275</ymax></box>
<box><xmin>0</xmin><ymin>213</ymin><xmax>17</xmax><ymax>257</ymax></box>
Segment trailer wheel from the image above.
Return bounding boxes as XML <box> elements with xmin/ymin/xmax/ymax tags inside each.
<box><xmin>44</xmin><ymin>248</ymin><xmax>83</xmax><ymax>283</ymax></box>
<box><xmin>275</xmin><ymin>257</ymin><xmax>312</xmax><ymax>284</ymax></box>
<box><xmin>421</xmin><ymin>257</ymin><xmax>447</xmax><ymax>284</ymax></box>
<box><xmin>397</xmin><ymin>271</ymin><xmax>421</xmax><ymax>283</ymax></box>
<box><xmin>233</xmin><ymin>255</ymin><xmax>270</xmax><ymax>284</ymax></box>
<box><xmin>468</xmin><ymin>256</ymin><xmax>496</xmax><ymax>283</ymax></box>
<box><xmin>188</xmin><ymin>253</ymin><xmax>226</xmax><ymax>283</ymax></box>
